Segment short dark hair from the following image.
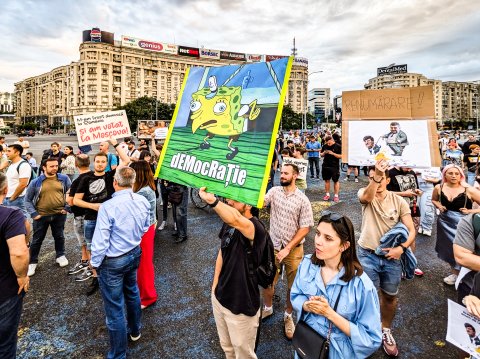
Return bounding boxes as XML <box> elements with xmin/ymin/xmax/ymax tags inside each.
<box><xmin>42</xmin><ymin>157</ymin><xmax>59</xmax><ymax>168</ymax></box>
<box><xmin>26</xmin><ymin>152</ymin><xmax>33</xmax><ymax>157</ymax></box>
<box><xmin>76</xmin><ymin>154</ymin><xmax>90</xmax><ymax>168</ymax></box>
<box><xmin>286</xmin><ymin>140</ymin><xmax>294</xmax><ymax>145</ymax></box>
<box><xmin>324</xmin><ymin>135</ymin><xmax>333</xmax><ymax>142</ymax></box>
<box><xmin>283</xmin><ymin>163</ymin><xmax>299</xmax><ymax>175</ymax></box>
<box><xmin>9</xmin><ymin>144</ymin><xmax>23</xmax><ymax>154</ymax></box>
<box><xmin>465</xmin><ymin>323</ymin><xmax>475</xmax><ymax>331</ymax></box>
<box><xmin>281</xmin><ymin>148</ymin><xmax>292</xmax><ymax>157</ymax></box>
<box><xmin>51</xmin><ymin>142</ymin><xmax>60</xmax><ymax>147</ymax></box>
<box><xmin>363</xmin><ymin>135</ymin><xmax>374</xmax><ymax>142</ymax></box>
<box><xmin>94</xmin><ymin>152</ymin><xmax>108</xmax><ymax>160</ymax></box>
<box><xmin>0</xmin><ymin>136</ymin><xmax>4</xmax><ymax>141</ymax></box>
<box><xmin>390</xmin><ymin>122</ymin><xmax>400</xmax><ymax>127</ymax></box>
<box><xmin>311</xmin><ymin>212</ymin><xmax>363</xmax><ymax>282</ymax></box>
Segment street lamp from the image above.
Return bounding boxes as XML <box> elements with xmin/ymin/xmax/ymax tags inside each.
<box><xmin>304</xmin><ymin>70</ymin><xmax>323</xmax><ymax>131</ymax></box>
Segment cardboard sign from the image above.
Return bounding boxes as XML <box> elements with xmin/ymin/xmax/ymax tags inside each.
<box><xmin>155</xmin><ymin>57</ymin><xmax>293</xmax><ymax>207</ymax></box>
<box><xmin>137</xmin><ymin>120</ymin><xmax>171</xmax><ymax>139</ymax></box>
<box><xmin>74</xmin><ymin>110</ymin><xmax>131</xmax><ymax>146</ymax></box>
<box><xmin>282</xmin><ymin>157</ymin><xmax>308</xmax><ymax>181</ymax></box>
<box><xmin>447</xmin><ymin>299</ymin><xmax>480</xmax><ymax>358</ymax></box>
<box><xmin>341</xmin><ymin>86</ymin><xmax>441</xmax><ymax>167</ymax></box>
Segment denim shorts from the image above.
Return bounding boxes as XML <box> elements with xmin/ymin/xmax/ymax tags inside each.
<box><xmin>357</xmin><ymin>246</ymin><xmax>402</xmax><ymax>296</ymax></box>
<box><xmin>83</xmin><ymin>219</ymin><xmax>97</xmax><ymax>251</ymax></box>
<box><xmin>74</xmin><ymin>216</ymin><xmax>86</xmax><ymax>247</ymax></box>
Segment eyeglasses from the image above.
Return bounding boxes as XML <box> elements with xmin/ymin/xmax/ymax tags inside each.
<box><xmin>320</xmin><ymin>210</ymin><xmax>344</xmax><ymax>222</ymax></box>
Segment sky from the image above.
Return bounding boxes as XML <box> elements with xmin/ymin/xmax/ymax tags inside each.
<box><xmin>1</xmin><ymin>0</ymin><xmax>479</xmax><ymax>98</ymax></box>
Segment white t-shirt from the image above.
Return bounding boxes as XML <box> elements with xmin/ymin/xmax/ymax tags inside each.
<box><xmin>6</xmin><ymin>160</ymin><xmax>32</xmax><ymax>197</ymax></box>
<box><xmin>127</xmin><ymin>148</ymin><xmax>140</xmax><ymax>160</ymax></box>
<box><xmin>14</xmin><ymin>140</ymin><xmax>30</xmax><ymax>155</ymax></box>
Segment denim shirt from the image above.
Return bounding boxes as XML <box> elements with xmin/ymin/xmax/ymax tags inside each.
<box><xmin>291</xmin><ymin>255</ymin><xmax>382</xmax><ymax>359</ymax></box>
<box><xmin>137</xmin><ymin>186</ymin><xmax>157</xmax><ymax>226</ymax></box>
<box><xmin>91</xmin><ymin>189</ymin><xmax>150</xmax><ymax>268</ymax></box>
<box><xmin>25</xmin><ymin>173</ymin><xmax>71</xmax><ymax>218</ymax></box>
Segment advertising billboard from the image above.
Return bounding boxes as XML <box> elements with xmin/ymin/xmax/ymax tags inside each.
<box><xmin>137</xmin><ymin>119</ymin><xmax>171</xmax><ymax>140</ymax></box>
<box><xmin>220</xmin><ymin>51</ymin><xmax>246</xmax><ymax>61</ymax></box>
<box><xmin>293</xmin><ymin>57</ymin><xmax>308</xmax><ymax>67</ymax></box>
<box><xmin>377</xmin><ymin>64</ymin><xmax>408</xmax><ymax>76</ymax></box>
<box><xmin>266</xmin><ymin>55</ymin><xmax>288</xmax><ymax>62</ymax></box>
<box><xmin>246</xmin><ymin>54</ymin><xmax>264</xmax><ymax>62</ymax></box>
<box><xmin>121</xmin><ymin>35</ymin><xmax>177</xmax><ymax>54</ymax></box>
<box><xmin>199</xmin><ymin>48</ymin><xmax>221</xmax><ymax>60</ymax></box>
<box><xmin>178</xmin><ymin>46</ymin><xmax>200</xmax><ymax>57</ymax></box>
<box><xmin>82</xmin><ymin>28</ymin><xmax>114</xmax><ymax>45</ymax></box>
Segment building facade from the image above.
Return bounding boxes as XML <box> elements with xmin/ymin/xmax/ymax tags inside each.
<box><xmin>442</xmin><ymin>81</ymin><xmax>479</xmax><ymax>123</ymax></box>
<box><xmin>0</xmin><ymin>92</ymin><xmax>15</xmax><ymax>113</ymax></box>
<box><xmin>15</xmin><ymin>30</ymin><xmax>308</xmax><ymax>126</ymax></box>
<box><xmin>364</xmin><ymin>72</ymin><xmax>443</xmax><ymax>120</ymax></box>
<box><xmin>308</xmin><ymin>88</ymin><xmax>331</xmax><ymax>121</ymax></box>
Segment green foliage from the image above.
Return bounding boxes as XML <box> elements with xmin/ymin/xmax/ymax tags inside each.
<box><xmin>280</xmin><ymin>105</ymin><xmax>318</xmax><ymax>130</ymax></box>
<box><xmin>16</xmin><ymin>122</ymin><xmax>39</xmax><ymax>131</ymax></box>
<box><xmin>115</xmin><ymin>96</ymin><xmax>176</xmax><ymax>129</ymax></box>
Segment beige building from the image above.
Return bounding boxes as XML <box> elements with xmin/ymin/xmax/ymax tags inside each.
<box><xmin>442</xmin><ymin>81</ymin><xmax>479</xmax><ymax>122</ymax></box>
<box><xmin>365</xmin><ymin>72</ymin><xmax>443</xmax><ymax>120</ymax></box>
<box><xmin>0</xmin><ymin>92</ymin><xmax>15</xmax><ymax>113</ymax></box>
<box><xmin>15</xmin><ymin>33</ymin><xmax>308</xmax><ymax>126</ymax></box>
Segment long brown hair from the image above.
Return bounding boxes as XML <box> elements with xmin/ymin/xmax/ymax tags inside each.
<box><xmin>129</xmin><ymin>160</ymin><xmax>156</xmax><ymax>193</ymax></box>
<box><xmin>311</xmin><ymin>212</ymin><xmax>363</xmax><ymax>282</ymax></box>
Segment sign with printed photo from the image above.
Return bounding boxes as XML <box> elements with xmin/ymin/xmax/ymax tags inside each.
<box><xmin>155</xmin><ymin>57</ymin><xmax>293</xmax><ymax>207</ymax></box>
<box><xmin>74</xmin><ymin>110</ymin><xmax>131</xmax><ymax>146</ymax></box>
<box><xmin>447</xmin><ymin>299</ymin><xmax>480</xmax><ymax>358</ymax></box>
<box><xmin>137</xmin><ymin>120</ymin><xmax>171</xmax><ymax>140</ymax></box>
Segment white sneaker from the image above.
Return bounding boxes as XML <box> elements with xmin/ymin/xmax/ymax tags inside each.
<box><xmin>343</xmin><ymin>177</ymin><xmax>349</xmax><ymax>182</ymax></box>
<box><xmin>28</xmin><ymin>263</ymin><xmax>37</xmax><ymax>277</ymax></box>
<box><xmin>174</xmin><ymin>223</ymin><xmax>177</xmax><ymax>231</ymax></box>
<box><xmin>443</xmin><ymin>274</ymin><xmax>458</xmax><ymax>285</ymax></box>
<box><xmin>157</xmin><ymin>221</ymin><xmax>166</xmax><ymax>231</ymax></box>
<box><xmin>56</xmin><ymin>255</ymin><xmax>69</xmax><ymax>267</ymax></box>
<box><xmin>423</xmin><ymin>229</ymin><xmax>432</xmax><ymax>237</ymax></box>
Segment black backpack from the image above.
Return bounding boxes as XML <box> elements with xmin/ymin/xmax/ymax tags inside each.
<box><xmin>243</xmin><ymin>218</ymin><xmax>277</xmax><ymax>289</ymax></box>
<box><xmin>16</xmin><ymin>160</ymin><xmax>37</xmax><ymax>184</ymax></box>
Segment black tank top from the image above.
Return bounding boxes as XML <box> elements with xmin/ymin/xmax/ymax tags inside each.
<box><xmin>440</xmin><ymin>187</ymin><xmax>472</xmax><ymax>211</ymax></box>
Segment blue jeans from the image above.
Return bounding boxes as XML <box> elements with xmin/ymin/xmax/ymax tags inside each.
<box><xmin>468</xmin><ymin>171</ymin><xmax>476</xmax><ymax>186</ymax></box>
<box><xmin>419</xmin><ymin>182</ymin><xmax>435</xmax><ymax>232</ymax></box>
<box><xmin>308</xmin><ymin>157</ymin><xmax>320</xmax><ymax>177</ymax></box>
<box><xmin>357</xmin><ymin>246</ymin><xmax>402</xmax><ymax>296</ymax></box>
<box><xmin>0</xmin><ymin>294</ymin><xmax>24</xmax><ymax>359</ymax></box>
<box><xmin>84</xmin><ymin>219</ymin><xmax>97</xmax><ymax>251</ymax></box>
<box><xmin>30</xmin><ymin>214</ymin><xmax>67</xmax><ymax>264</ymax></box>
<box><xmin>97</xmin><ymin>246</ymin><xmax>142</xmax><ymax>359</ymax></box>
<box><xmin>3</xmin><ymin>196</ymin><xmax>28</xmax><ymax>218</ymax></box>
<box><xmin>173</xmin><ymin>186</ymin><xmax>189</xmax><ymax>238</ymax></box>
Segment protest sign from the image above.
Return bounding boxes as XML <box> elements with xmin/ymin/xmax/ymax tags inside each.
<box><xmin>341</xmin><ymin>86</ymin><xmax>441</xmax><ymax>167</ymax></box>
<box><xmin>74</xmin><ymin>110</ymin><xmax>131</xmax><ymax>146</ymax></box>
<box><xmin>155</xmin><ymin>57</ymin><xmax>293</xmax><ymax>207</ymax></box>
<box><xmin>137</xmin><ymin>120</ymin><xmax>171</xmax><ymax>140</ymax></box>
<box><xmin>282</xmin><ymin>157</ymin><xmax>308</xmax><ymax>181</ymax></box>
<box><xmin>447</xmin><ymin>299</ymin><xmax>480</xmax><ymax>358</ymax></box>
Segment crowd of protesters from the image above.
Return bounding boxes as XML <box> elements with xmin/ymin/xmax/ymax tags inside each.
<box><xmin>3</xmin><ymin>129</ymin><xmax>480</xmax><ymax>359</ymax></box>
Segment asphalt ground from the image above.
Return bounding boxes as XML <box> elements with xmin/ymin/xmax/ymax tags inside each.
<box><xmin>7</xmin><ymin>135</ymin><xmax>459</xmax><ymax>358</ymax></box>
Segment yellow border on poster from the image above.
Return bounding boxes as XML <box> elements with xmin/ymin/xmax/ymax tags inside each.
<box><xmin>154</xmin><ymin>68</ymin><xmax>191</xmax><ymax>178</ymax></box>
<box><xmin>256</xmin><ymin>56</ymin><xmax>294</xmax><ymax>208</ymax></box>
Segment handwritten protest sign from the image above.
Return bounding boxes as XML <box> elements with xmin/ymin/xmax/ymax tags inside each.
<box><xmin>341</xmin><ymin>86</ymin><xmax>441</xmax><ymax>167</ymax></box>
<box><xmin>282</xmin><ymin>157</ymin><xmax>308</xmax><ymax>181</ymax></box>
<box><xmin>447</xmin><ymin>299</ymin><xmax>480</xmax><ymax>358</ymax></box>
<box><xmin>74</xmin><ymin>110</ymin><xmax>131</xmax><ymax>146</ymax></box>
<box><xmin>155</xmin><ymin>57</ymin><xmax>293</xmax><ymax>207</ymax></box>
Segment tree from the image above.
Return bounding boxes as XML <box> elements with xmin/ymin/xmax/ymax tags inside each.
<box><xmin>280</xmin><ymin>105</ymin><xmax>303</xmax><ymax>130</ymax></box>
<box><xmin>115</xmin><ymin>96</ymin><xmax>176</xmax><ymax>130</ymax></box>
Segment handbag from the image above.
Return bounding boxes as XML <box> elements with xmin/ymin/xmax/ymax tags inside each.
<box><xmin>292</xmin><ymin>286</ymin><xmax>344</xmax><ymax>359</ymax></box>
<box><xmin>167</xmin><ymin>184</ymin><xmax>184</xmax><ymax>205</ymax></box>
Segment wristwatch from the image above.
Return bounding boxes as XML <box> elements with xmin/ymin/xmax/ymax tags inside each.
<box><xmin>399</xmin><ymin>244</ymin><xmax>407</xmax><ymax>253</ymax></box>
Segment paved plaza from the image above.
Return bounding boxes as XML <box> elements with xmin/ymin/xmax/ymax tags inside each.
<box><xmin>10</xmin><ymin>135</ymin><xmax>458</xmax><ymax>358</ymax></box>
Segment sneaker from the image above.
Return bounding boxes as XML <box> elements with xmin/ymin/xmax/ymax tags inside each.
<box><xmin>343</xmin><ymin>177</ymin><xmax>349</xmax><ymax>182</ymax></box>
<box><xmin>68</xmin><ymin>261</ymin><xmax>89</xmax><ymax>275</ymax></box>
<box><xmin>333</xmin><ymin>195</ymin><xmax>340</xmax><ymax>203</ymax></box>
<box><xmin>382</xmin><ymin>328</ymin><xmax>399</xmax><ymax>356</ymax></box>
<box><xmin>174</xmin><ymin>236</ymin><xmax>188</xmax><ymax>243</ymax></box>
<box><xmin>354</xmin><ymin>178</ymin><xmax>359</xmax><ymax>183</ymax></box>
<box><xmin>27</xmin><ymin>263</ymin><xmax>37</xmax><ymax>277</ymax></box>
<box><xmin>414</xmin><ymin>268</ymin><xmax>424</xmax><ymax>277</ymax></box>
<box><xmin>443</xmin><ymin>273</ymin><xmax>458</xmax><ymax>285</ymax></box>
<box><xmin>86</xmin><ymin>277</ymin><xmax>99</xmax><ymax>296</ymax></box>
<box><xmin>129</xmin><ymin>333</ymin><xmax>141</xmax><ymax>342</ymax></box>
<box><xmin>423</xmin><ymin>229</ymin><xmax>432</xmax><ymax>237</ymax></box>
<box><xmin>417</xmin><ymin>227</ymin><xmax>423</xmax><ymax>234</ymax></box>
<box><xmin>310</xmin><ymin>175</ymin><xmax>314</xmax><ymax>179</ymax></box>
<box><xmin>284</xmin><ymin>314</ymin><xmax>295</xmax><ymax>340</ymax></box>
<box><xmin>55</xmin><ymin>255</ymin><xmax>69</xmax><ymax>267</ymax></box>
<box><xmin>323</xmin><ymin>194</ymin><xmax>330</xmax><ymax>201</ymax></box>
<box><xmin>157</xmin><ymin>221</ymin><xmax>166</xmax><ymax>231</ymax></box>
<box><xmin>76</xmin><ymin>269</ymin><xmax>94</xmax><ymax>282</ymax></box>
<box><xmin>261</xmin><ymin>306</ymin><xmax>273</xmax><ymax>321</ymax></box>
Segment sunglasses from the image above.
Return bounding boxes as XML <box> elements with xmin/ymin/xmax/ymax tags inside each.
<box><xmin>320</xmin><ymin>210</ymin><xmax>344</xmax><ymax>222</ymax></box>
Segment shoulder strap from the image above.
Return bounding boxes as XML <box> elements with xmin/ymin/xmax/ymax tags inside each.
<box><xmin>16</xmin><ymin>160</ymin><xmax>28</xmax><ymax>173</ymax></box>
<box><xmin>326</xmin><ymin>286</ymin><xmax>344</xmax><ymax>341</ymax></box>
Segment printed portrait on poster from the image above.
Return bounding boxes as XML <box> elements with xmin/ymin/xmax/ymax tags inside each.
<box><xmin>447</xmin><ymin>300</ymin><xmax>480</xmax><ymax>358</ymax></box>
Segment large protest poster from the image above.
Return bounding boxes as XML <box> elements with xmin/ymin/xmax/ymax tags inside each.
<box><xmin>155</xmin><ymin>57</ymin><xmax>293</xmax><ymax>207</ymax></box>
<box><xmin>447</xmin><ymin>300</ymin><xmax>480</xmax><ymax>358</ymax></box>
<box><xmin>341</xmin><ymin>86</ymin><xmax>441</xmax><ymax>167</ymax></box>
<box><xmin>74</xmin><ymin>110</ymin><xmax>131</xmax><ymax>146</ymax></box>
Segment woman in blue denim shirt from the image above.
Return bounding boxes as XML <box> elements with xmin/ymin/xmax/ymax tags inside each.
<box><xmin>291</xmin><ymin>211</ymin><xmax>382</xmax><ymax>358</ymax></box>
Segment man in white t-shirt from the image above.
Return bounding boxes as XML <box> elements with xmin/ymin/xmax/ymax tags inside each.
<box><xmin>14</xmin><ymin>137</ymin><xmax>30</xmax><ymax>156</ymax></box>
<box><xmin>3</xmin><ymin>144</ymin><xmax>31</xmax><ymax>216</ymax></box>
<box><xmin>126</xmin><ymin>141</ymin><xmax>140</xmax><ymax>162</ymax></box>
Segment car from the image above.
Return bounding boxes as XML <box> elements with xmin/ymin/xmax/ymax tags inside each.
<box><xmin>68</xmin><ymin>130</ymin><xmax>77</xmax><ymax>136</ymax></box>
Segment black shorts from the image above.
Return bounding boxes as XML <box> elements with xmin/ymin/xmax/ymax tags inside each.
<box><xmin>322</xmin><ymin>167</ymin><xmax>340</xmax><ymax>182</ymax></box>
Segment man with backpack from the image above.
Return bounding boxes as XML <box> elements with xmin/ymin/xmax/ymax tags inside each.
<box><xmin>262</xmin><ymin>163</ymin><xmax>314</xmax><ymax>340</ymax></box>
<box><xmin>198</xmin><ymin>187</ymin><xmax>271</xmax><ymax>359</ymax></box>
<box><xmin>98</xmin><ymin>141</ymin><xmax>118</xmax><ymax>172</ymax></box>
<box><xmin>3</xmin><ymin>144</ymin><xmax>32</xmax><ymax>217</ymax></box>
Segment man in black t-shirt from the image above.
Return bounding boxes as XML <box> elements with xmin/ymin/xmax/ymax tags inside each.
<box><xmin>199</xmin><ymin>187</ymin><xmax>267</xmax><ymax>359</ymax></box>
<box><xmin>66</xmin><ymin>154</ymin><xmax>92</xmax><ymax>277</ymax></box>
<box><xmin>0</xmin><ymin>172</ymin><xmax>29</xmax><ymax>358</ymax></box>
<box><xmin>320</xmin><ymin>135</ymin><xmax>342</xmax><ymax>202</ymax></box>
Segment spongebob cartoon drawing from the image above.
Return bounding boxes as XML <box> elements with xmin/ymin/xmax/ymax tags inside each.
<box><xmin>190</xmin><ymin>76</ymin><xmax>260</xmax><ymax>160</ymax></box>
